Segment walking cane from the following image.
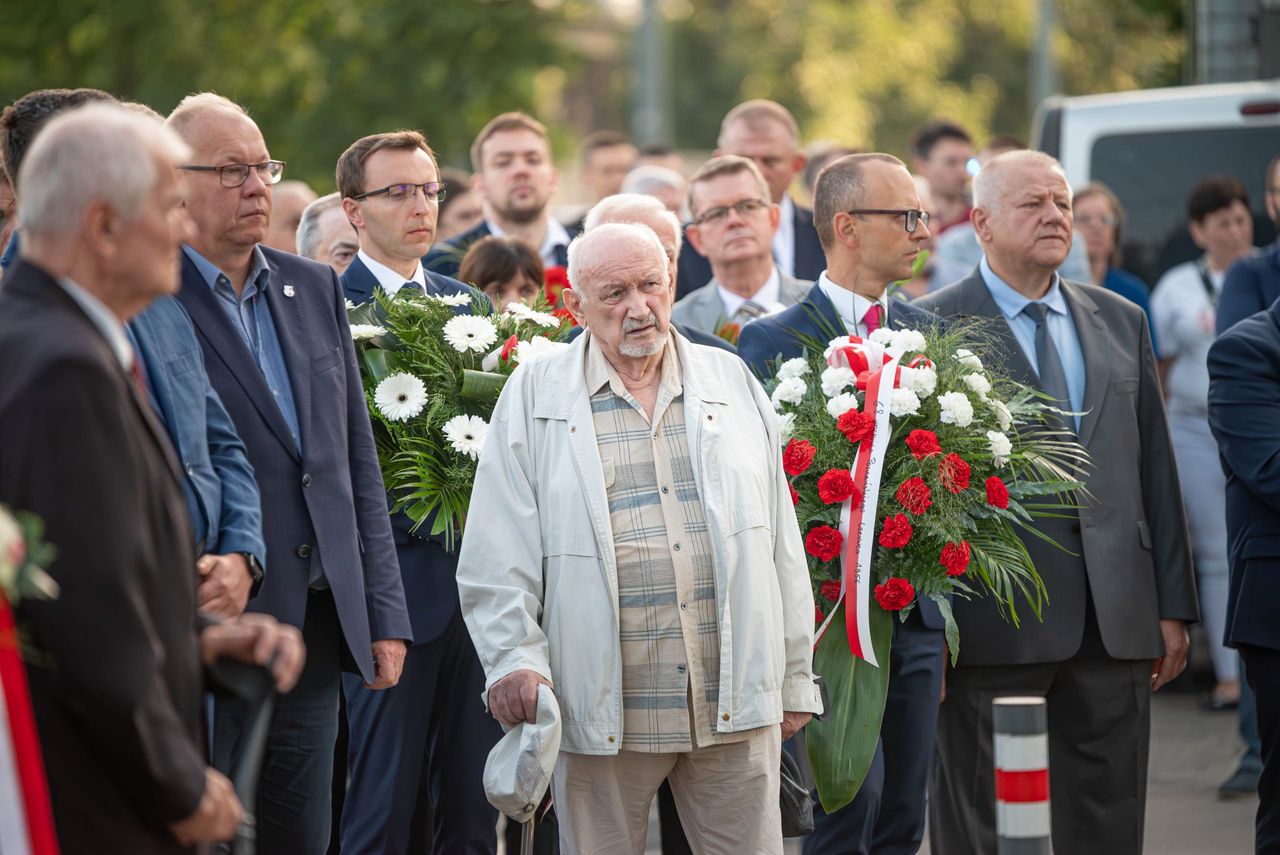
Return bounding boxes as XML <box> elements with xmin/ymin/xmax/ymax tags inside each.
<box><xmin>207</xmin><ymin>657</ymin><xmax>279</xmax><ymax>855</ymax></box>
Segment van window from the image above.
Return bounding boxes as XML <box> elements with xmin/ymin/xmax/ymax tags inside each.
<box><xmin>1090</xmin><ymin>126</ymin><xmax>1277</xmax><ymax>286</ymax></box>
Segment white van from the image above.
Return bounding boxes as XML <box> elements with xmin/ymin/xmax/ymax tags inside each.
<box><xmin>1033</xmin><ymin>80</ymin><xmax>1280</xmax><ymax>286</ymax></box>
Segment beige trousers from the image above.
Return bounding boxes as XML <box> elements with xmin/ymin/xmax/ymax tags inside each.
<box><xmin>551</xmin><ymin>727</ymin><xmax>782</xmax><ymax>855</ymax></box>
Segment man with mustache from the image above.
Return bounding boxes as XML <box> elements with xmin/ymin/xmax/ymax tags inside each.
<box><xmin>424</xmin><ymin>112</ymin><xmax>575</xmax><ymax>279</ymax></box>
<box><xmin>915</xmin><ymin>150</ymin><xmax>1197</xmax><ymax>855</ymax></box>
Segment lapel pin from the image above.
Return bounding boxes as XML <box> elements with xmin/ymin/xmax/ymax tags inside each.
<box><xmin>283</xmin><ymin>284</ymin><xmax>296</xmax><ymax>298</ymax></box>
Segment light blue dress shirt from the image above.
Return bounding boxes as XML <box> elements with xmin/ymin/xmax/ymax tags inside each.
<box><xmin>979</xmin><ymin>256</ymin><xmax>1086</xmax><ymax>431</ymax></box>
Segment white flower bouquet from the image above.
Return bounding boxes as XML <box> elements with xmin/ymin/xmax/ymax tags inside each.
<box><xmin>347</xmin><ymin>291</ymin><xmax>570</xmax><ymax>546</ymax></box>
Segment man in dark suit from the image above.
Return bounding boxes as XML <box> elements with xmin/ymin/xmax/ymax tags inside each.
<box><xmin>675</xmin><ymin>100</ymin><xmax>824</xmax><ymax>300</ymax></box>
<box><xmin>915</xmin><ymin>150</ymin><xmax>1198</xmax><ymax>855</ymax></box>
<box><xmin>1208</xmin><ymin>294</ymin><xmax>1280</xmax><ymax>851</ymax></box>
<box><xmin>739</xmin><ymin>153</ymin><xmax>943</xmax><ymax>855</ymax></box>
<box><xmin>0</xmin><ymin>102</ymin><xmax>303</xmax><ymax>854</ymax></box>
<box><xmin>335</xmin><ymin>129</ymin><xmax>503</xmax><ymax>855</ymax></box>
<box><xmin>1218</xmin><ymin>153</ymin><xmax>1280</xmax><ymax>334</ymax></box>
<box><xmin>424</xmin><ymin>112</ymin><xmax>577</xmax><ymax>279</ymax></box>
<box><xmin>166</xmin><ymin>93</ymin><xmax>412</xmax><ymax>855</ymax></box>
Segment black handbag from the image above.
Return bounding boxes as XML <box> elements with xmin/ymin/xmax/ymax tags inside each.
<box><xmin>780</xmin><ymin>745</ymin><xmax>815</xmax><ymax>837</ymax></box>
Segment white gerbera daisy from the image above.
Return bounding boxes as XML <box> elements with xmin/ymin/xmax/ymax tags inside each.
<box><xmin>443</xmin><ymin>414</ymin><xmax>488</xmax><ymax>460</ymax></box>
<box><xmin>889</xmin><ymin>388</ymin><xmax>922</xmax><ymax>417</ymax></box>
<box><xmin>771</xmin><ymin>376</ymin><xmax>807</xmax><ymax>409</ymax></box>
<box><xmin>938</xmin><ymin>391</ymin><xmax>974</xmax><ymax>427</ymax></box>
<box><xmin>988</xmin><ymin>398</ymin><xmax>1014</xmax><ymax>431</ymax></box>
<box><xmin>429</xmin><ymin>292</ymin><xmax>472</xmax><ymax>307</ymax></box>
<box><xmin>504</xmin><ymin>302</ymin><xmax>560</xmax><ymax>329</ymax></box>
<box><xmin>443</xmin><ymin>315</ymin><xmax>498</xmax><ymax>353</ymax></box>
<box><xmin>374</xmin><ymin>373</ymin><xmax>428</xmax><ymax>422</ymax></box>
<box><xmin>987</xmin><ymin>430</ymin><xmax>1013</xmax><ymax>467</ymax></box>
<box><xmin>514</xmin><ymin>336</ymin><xmax>563</xmax><ymax>363</ymax></box>
<box><xmin>962</xmin><ymin>372</ymin><xmax>992</xmax><ymax>400</ymax></box>
<box><xmin>955</xmin><ymin>348</ymin><xmax>983</xmax><ymax>371</ymax></box>
<box><xmin>776</xmin><ymin>357</ymin><xmax>810</xmax><ymax>381</ymax></box>
<box><xmin>349</xmin><ymin>324</ymin><xmax>387</xmax><ymax>342</ymax></box>
<box><xmin>827</xmin><ymin>392</ymin><xmax>859</xmax><ymax>419</ymax></box>
<box><xmin>820</xmin><ymin>365</ymin><xmax>857</xmax><ymax>398</ymax></box>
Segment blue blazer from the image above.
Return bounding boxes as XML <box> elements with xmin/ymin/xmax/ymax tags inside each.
<box><xmin>177</xmin><ymin>246</ymin><xmax>411</xmax><ymax>681</ymax></box>
<box><xmin>739</xmin><ymin>285</ymin><xmax>945</xmax><ymax>630</ymax></box>
<box><xmin>1217</xmin><ymin>242</ymin><xmax>1280</xmax><ymax>335</ymax></box>
<box><xmin>128</xmin><ymin>297</ymin><xmax>266</xmax><ymax>570</ymax></box>
<box><xmin>341</xmin><ymin>255</ymin><xmax>480</xmax><ymax>645</ymax></box>
<box><xmin>1207</xmin><ymin>295</ymin><xmax>1280</xmax><ymax>651</ymax></box>
<box><xmin>675</xmin><ymin>201</ymin><xmax>825</xmax><ymax>300</ymax></box>
<box><xmin>423</xmin><ymin>219</ymin><xmax>578</xmax><ymax>280</ymax></box>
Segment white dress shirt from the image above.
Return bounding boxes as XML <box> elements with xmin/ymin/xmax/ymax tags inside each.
<box><xmin>487</xmin><ymin>216</ymin><xmax>572</xmax><ymax>269</ymax></box>
<box><xmin>816</xmin><ymin>271</ymin><xmax>890</xmax><ymax>337</ymax></box>
<box><xmin>772</xmin><ymin>195</ymin><xmax>796</xmax><ymax>278</ymax></box>
<box><xmin>358</xmin><ymin>249</ymin><xmax>427</xmax><ymax>299</ymax></box>
<box><xmin>717</xmin><ymin>267</ymin><xmax>784</xmax><ymax>318</ymax></box>
<box><xmin>58</xmin><ymin>276</ymin><xmax>133</xmax><ymax>371</ymax></box>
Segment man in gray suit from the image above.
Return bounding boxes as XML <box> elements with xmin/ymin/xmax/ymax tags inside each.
<box><xmin>914</xmin><ymin>150</ymin><xmax>1198</xmax><ymax>855</ymax></box>
<box><xmin>672</xmin><ymin>156</ymin><xmax>811</xmax><ymax>338</ymax></box>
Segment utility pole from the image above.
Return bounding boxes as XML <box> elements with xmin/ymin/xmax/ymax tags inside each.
<box><xmin>1029</xmin><ymin>0</ymin><xmax>1060</xmax><ymax>117</ymax></box>
<box><xmin>632</xmin><ymin>0</ymin><xmax>672</xmax><ymax>146</ymax></box>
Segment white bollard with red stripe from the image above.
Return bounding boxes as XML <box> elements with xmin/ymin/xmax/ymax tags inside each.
<box><xmin>993</xmin><ymin>697</ymin><xmax>1051</xmax><ymax>854</ymax></box>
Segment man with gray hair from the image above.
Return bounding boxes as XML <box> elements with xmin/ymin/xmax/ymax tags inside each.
<box><xmin>916</xmin><ymin>150</ymin><xmax>1197</xmax><ymax>855</ymax></box>
<box><xmin>458</xmin><ymin>222</ymin><xmax>822</xmax><ymax>853</ymax></box>
<box><xmin>0</xmin><ymin>102</ymin><xmax>305</xmax><ymax>853</ymax></box>
<box><xmin>621</xmin><ymin>163</ymin><xmax>688</xmax><ymax>219</ymax></box>
<box><xmin>263</xmin><ymin>178</ymin><xmax>317</xmax><ymax>254</ymax></box>
<box><xmin>296</xmin><ymin>191</ymin><xmax>358</xmax><ymax>273</ymax></box>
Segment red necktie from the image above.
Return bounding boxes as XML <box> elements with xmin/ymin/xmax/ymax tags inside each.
<box><xmin>862</xmin><ymin>304</ymin><xmax>883</xmax><ymax>335</ymax></box>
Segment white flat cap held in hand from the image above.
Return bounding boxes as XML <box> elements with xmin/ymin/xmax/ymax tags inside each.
<box><xmin>483</xmin><ymin>683</ymin><xmax>562</xmax><ymax>822</ymax></box>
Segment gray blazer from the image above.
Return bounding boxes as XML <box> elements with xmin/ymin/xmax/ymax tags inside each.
<box><xmin>671</xmin><ymin>269</ymin><xmax>813</xmax><ymax>336</ymax></box>
<box><xmin>913</xmin><ymin>268</ymin><xmax>1198</xmax><ymax>666</ymax></box>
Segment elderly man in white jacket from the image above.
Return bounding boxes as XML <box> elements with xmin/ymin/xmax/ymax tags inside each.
<box><xmin>458</xmin><ymin>222</ymin><xmax>822</xmax><ymax>854</ymax></box>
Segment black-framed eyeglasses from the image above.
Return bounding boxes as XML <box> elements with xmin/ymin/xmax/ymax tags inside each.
<box><xmin>846</xmin><ymin>208</ymin><xmax>931</xmax><ymax>233</ymax></box>
<box><xmin>692</xmin><ymin>198</ymin><xmax>770</xmax><ymax>226</ymax></box>
<box><xmin>179</xmin><ymin>161</ymin><xmax>286</xmax><ymax>188</ymax></box>
<box><xmin>349</xmin><ymin>182</ymin><xmax>446</xmax><ymax>203</ymax></box>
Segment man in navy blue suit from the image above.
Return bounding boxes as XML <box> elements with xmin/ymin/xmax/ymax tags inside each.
<box><xmin>1218</xmin><ymin>153</ymin><xmax>1280</xmax><ymax>335</ymax></box>
<box><xmin>424</xmin><ymin>112</ymin><xmax>576</xmax><ymax>280</ymax></box>
<box><xmin>335</xmin><ymin>130</ymin><xmax>503</xmax><ymax>855</ymax></box>
<box><xmin>739</xmin><ymin>153</ymin><xmax>943</xmax><ymax>855</ymax></box>
<box><xmin>1208</xmin><ymin>295</ymin><xmax>1280</xmax><ymax>852</ymax></box>
<box><xmin>675</xmin><ymin>100</ymin><xmax>825</xmax><ymax>300</ymax></box>
<box><xmin>167</xmin><ymin>93</ymin><xmax>412</xmax><ymax>855</ymax></box>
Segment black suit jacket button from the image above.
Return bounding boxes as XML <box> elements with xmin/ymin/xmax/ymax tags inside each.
<box><xmin>297</xmin><ymin>544</ymin><xmax>312</xmax><ymax>558</ymax></box>
<box><xmin>302</xmin><ymin>473</ymin><xmax>312</xmax><ymax>487</ymax></box>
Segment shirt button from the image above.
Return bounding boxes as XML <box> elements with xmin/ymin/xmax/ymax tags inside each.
<box><xmin>661</xmin><ymin>485</ymin><xmax>669</xmax><ymax>494</ymax></box>
<box><xmin>302</xmin><ymin>473</ymin><xmax>312</xmax><ymax>487</ymax></box>
<box><xmin>722</xmin><ymin>713</ymin><xmax>730</xmax><ymax>722</ymax></box>
<box><xmin>297</xmin><ymin>544</ymin><xmax>312</xmax><ymax>558</ymax></box>
<box><xmin>570</xmin><ymin>425</ymin><xmax>576</xmax><ymax>433</ymax></box>
<box><xmin>680</xmin><ymin>601</ymin><xmax>687</xmax><ymax>610</ymax></box>
<box><xmin>706</xmin><ymin>414</ymin><xmax>713</xmax><ymax>421</ymax></box>
<box><xmin>524</xmin><ymin>802</ymin><xmax>535</xmax><ymax>813</ymax></box>
<box><xmin>677</xmin><ymin>665</ymin><xmax>686</xmax><ymax>674</ymax></box>
<box><xmin>673</xmin><ymin>543</ymin><xmax>681</xmax><ymax>551</ymax></box>
<box><xmin>607</xmin><ymin>735</ymin><xmax>616</xmax><ymax>743</ymax></box>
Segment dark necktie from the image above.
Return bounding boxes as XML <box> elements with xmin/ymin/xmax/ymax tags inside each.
<box><xmin>1021</xmin><ymin>302</ymin><xmax>1074</xmax><ymax>433</ymax></box>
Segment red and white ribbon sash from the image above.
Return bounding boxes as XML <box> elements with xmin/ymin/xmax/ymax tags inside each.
<box><xmin>0</xmin><ymin>596</ymin><xmax>58</xmax><ymax>855</ymax></box>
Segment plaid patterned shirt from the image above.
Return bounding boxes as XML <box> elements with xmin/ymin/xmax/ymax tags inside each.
<box><xmin>586</xmin><ymin>335</ymin><xmax>753</xmax><ymax>752</ymax></box>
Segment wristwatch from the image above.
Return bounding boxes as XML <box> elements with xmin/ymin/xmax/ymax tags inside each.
<box><xmin>239</xmin><ymin>552</ymin><xmax>265</xmax><ymax>596</ymax></box>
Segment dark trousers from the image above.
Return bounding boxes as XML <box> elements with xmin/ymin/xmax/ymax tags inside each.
<box><xmin>1240</xmin><ymin>644</ymin><xmax>1280</xmax><ymax>853</ymax></box>
<box><xmin>340</xmin><ymin>609</ymin><xmax>502</xmax><ymax>855</ymax></box>
<box><xmin>929</xmin><ymin>648</ymin><xmax>1151</xmax><ymax>855</ymax></box>
<box><xmin>215</xmin><ymin>590</ymin><xmax>342</xmax><ymax>855</ymax></box>
<box><xmin>804</xmin><ymin>616</ymin><xmax>944</xmax><ymax>855</ymax></box>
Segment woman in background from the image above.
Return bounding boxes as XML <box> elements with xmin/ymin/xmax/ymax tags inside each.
<box><xmin>458</xmin><ymin>235</ymin><xmax>545</xmax><ymax>311</ymax></box>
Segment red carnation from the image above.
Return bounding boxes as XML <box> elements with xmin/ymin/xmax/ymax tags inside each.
<box><xmin>986</xmin><ymin>476</ymin><xmax>1010</xmax><ymax>509</ymax></box>
<box><xmin>878</xmin><ymin>513</ymin><xmax>913</xmax><ymax>550</ymax></box>
<box><xmin>817</xmin><ymin>469</ymin><xmax>859</xmax><ymax>505</ymax></box>
<box><xmin>815</xmin><ymin>605</ymin><xmax>823</xmax><ymax>624</ymax></box>
<box><xmin>805</xmin><ymin>525</ymin><xmax>844</xmax><ymax>562</ymax></box>
<box><xmin>788</xmin><ymin>483</ymin><xmax>799</xmax><ymax>506</ymax></box>
<box><xmin>938</xmin><ymin>453</ymin><xmax>972</xmax><ymax>494</ymax></box>
<box><xmin>939</xmin><ymin>541</ymin><xmax>972</xmax><ymax>577</ymax></box>
<box><xmin>875</xmin><ymin>577</ymin><xmax>916</xmax><ymax>611</ymax></box>
<box><xmin>783</xmin><ymin>439</ymin><xmax>817</xmax><ymax>476</ymax></box>
<box><xmin>544</xmin><ymin>265</ymin><xmax>571</xmax><ymax>308</ymax></box>
<box><xmin>905</xmin><ymin>429</ymin><xmax>942</xmax><ymax>460</ymax></box>
<box><xmin>820</xmin><ymin>579</ymin><xmax>842</xmax><ymax>602</ymax></box>
<box><xmin>895</xmin><ymin>477</ymin><xmax>932</xmax><ymax>516</ymax></box>
<box><xmin>499</xmin><ymin>333</ymin><xmax>520</xmax><ymax>363</ymax></box>
<box><xmin>837</xmin><ymin>409</ymin><xmax>876</xmax><ymax>445</ymax></box>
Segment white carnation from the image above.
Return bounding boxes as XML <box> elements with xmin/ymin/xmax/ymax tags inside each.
<box><xmin>442</xmin><ymin>414</ymin><xmax>488</xmax><ymax>460</ymax></box>
<box><xmin>429</xmin><ymin>292</ymin><xmax>472</xmax><ymax>307</ymax></box>
<box><xmin>987</xmin><ymin>430</ymin><xmax>1013</xmax><ymax>467</ymax></box>
<box><xmin>777</xmin><ymin>412</ymin><xmax>796</xmax><ymax>442</ymax></box>
<box><xmin>820</xmin><ymin>365</ymin><xmax>857</xmax><ymax>397</ymax></box>
<box><xmin>776</xmin><ymin>357</ymin><xmax>810</xmax><ymax>381</ymax></box>
<box><xmin>349</xmin><ymin>324</ymin><xmax>387</xmax><ymax>341</ymax></box>
<box><xmin>899</xmin><ymin>365</ymin><xmax>937</xmax><ymax>398</ymax></box>
<box><xmin>988</xmin><ymin>398</ymin><xmax>1014</xmax><ymax>431</ymax></box>
<box><xmin>827</xmin><ymin>392</ymin><xmax>859</xmax><ymax>419</ymax></box>
<box><xmin>443</xmin><ymin>315</ymin><xmax>498</xmax><ymax>353</ymax></box>
<box><xmin>868</xmin><ymin>328</ymin><xmax>896</xmax><ymax>346</ymax></box>
<box><xmin>823</xmin><ymin>336</ymin><xmax>855</xmax><ymax>361</ymax></box>
<box><xmin>514</xmin><ymin>336</ymin><xmax>563</xmax><ymax>363</ymax></box>
<box><xmin>955</xmin><ymin>348</ymin><xmax>983</xmax><ymax>371</ymax></box>
<box><xmin>890</xmin><ymin>328</ymin><xmax>927</xmax><ymax>355</ymax></box>
<box><xmin>962</xmin><ymin>373</ymin><xmax>992</xmax><ymax>399</ymax></box>
<box><xmin>889</xmin><ymin>388</ymin><xmax>922</xmax><ymax>417</ymax></box>
<box><xmin>938</xmin><ymin>391</ymin><xmax>974</xmax><ymax>427</ymax></box>
<box><xmin>374</xmin><ymin>373</ymin><xmax>428</xmax><ymax>422</ymax></box>
<box><xmin>771</xmin><ymin>376</ymin><xmax>807</xmax><ymax>409</ymax></box>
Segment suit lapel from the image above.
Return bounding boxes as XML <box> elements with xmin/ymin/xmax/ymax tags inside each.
<box><xmin>262</xmin><ymin>258</ymin><xmax>312</xmax><ymax>460</ymax></box>
<box><xmin>177</xmin><ymin>253</ymin><xmax>302</xmax><ymax>461</ymax></box>
<box><xmin>693</xmin><ymin>280</ymin><xmax>727</xmax><ymax>332</ymax></box>
<box><xmin>793</xmin><ymin>286</ymin><xmax>846</xmax><ymax>344</ymax></box>
<box><xmin>342</xmin><ymin>255</ymin><xmax>378</xmax><ymax>304</ymax></box>
<box><xmin>1060</xmin><ymin>280</ymin><xmax>1110</xmax><ymax>447</ymax></box>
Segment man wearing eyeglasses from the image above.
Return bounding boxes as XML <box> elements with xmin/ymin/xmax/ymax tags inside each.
<box><xmin>167</xmin><ymin>93</ymin><xmax>412</xmax><ymax>855</ymax></box>
<box><xmin>670</xmin><ymin>156</ymin><xmax>813</xmax><ymax>340</ymax></box>
<box><xmin>333</xmin><ymin>130</ymin><xmax>502</xmax><ymax>855</ymax></box>
<box><xmin>739</xmin><ymin>154</ymin><xmax>944</xmax><ymax>855</ymax></box>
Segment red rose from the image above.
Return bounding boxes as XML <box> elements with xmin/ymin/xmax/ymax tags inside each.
<box><xmin>938</xmin><ymin>453</ymin><xmax>972</xmax><ymax>494</ymax></box>
<box><xmin>820</xmin><ymin>579</ymin><xmax>842</xmax><ymax>602</ymax></box>
<box><xmin>874</xmin><ymin>577</ymin><xmax>916</xmax><ymax>611</ymax></box>
<box><xmin>817</xmin><ymin>468</ymin><xmax>859</xmax><ymax>505</ymax></box>
<box><xmin>895</xmin><ymin>476</ymin><xmax>932</xmax><ymax>516</ymax></box>
<box><xmin>939</xmin><ymin>541</ymin><xmax>972</xmax><ymax>577</ymax></box>
<box><xmin>499</xmin><ymin>333</ymin><xmax>520</xmax><ymax>363</ymax></box>
<box><xmin>788</xmin><ymin>483</ymin><xmax>799</xmax><ymax>506</ymax></box>
<box><xmin>986</xmin><ymin>475</ymin><xmax>1010</xmax><ymax>509</ymax></box>
<box><xmin>783</xmin><ymin>439</ymin><xmax>817</xmax><ymax>476</ymax></box>
<box><xmin>837</xmin><ymin>409</ymin><xmax>876</xmax><ymax>445</ymax></box>
<box><xmin>805</xmin><ymin>525</ymin><xmax>844</xmax><ymax>562</ymax></box>
<box><xmin>905</xmin><ymin>429</ymin><xmax>942</xmax><ymax>460</ymax></box>
<box><xmin>878</xmin><ymin>513</ymin><xmax>913</xmax><ymax>549</ymax></box>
